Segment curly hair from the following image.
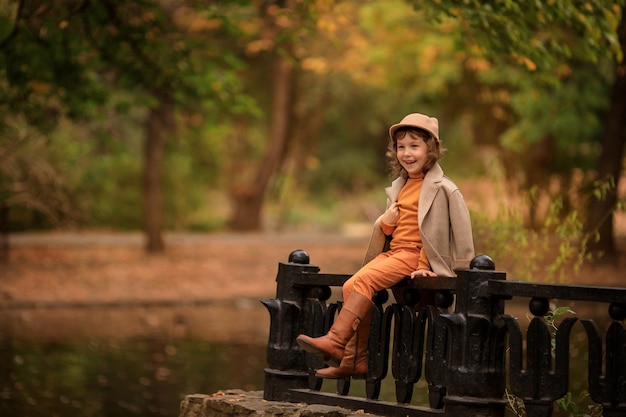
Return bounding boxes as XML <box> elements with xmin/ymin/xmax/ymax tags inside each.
<box><xmin>386</xmin><ymin>127</ymin><xmax>446</xmax><ymax>179</ymax></box>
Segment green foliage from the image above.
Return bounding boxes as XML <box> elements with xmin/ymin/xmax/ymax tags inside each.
<box><xmin>419</xmin><ymin>0</ymin><xmax>624</xmax><ymax>75</ymax></box>
<box><xmin>0</xmin><ymin>119</ymin><xmax>81</xmax><ymax>229</ymax></box>
<box><xmin>472</xmin><ymin>187</ymin><xmax>596</xmax><ymax>283</ymax></box>
<box><xmin>411</xmin><ymin>0</ymin><xmax>621</xmax><ymax>231</ymax></box>
<box><xmin>497</xmin><ymin>62</ymin><xmax>610</xmax><ymax>166</ymax></box>
<box><xmin>1</xmin><ymin>0</ymin><xmax>624</xmax><ymax>242</ymax></box>
<box><xmin>293</xmin><ymin>0</ymin><xmax>475</xmax><ymax>195</ymax></box>
<box><xmin>0</xmin><ymin>0</ymin><xmax>258</xmax><ymax>231</ymax></box>
<box><xmin>556</xmin><ymin>392</ymin><xmax>603</xmax><ymax>417</ymax></box>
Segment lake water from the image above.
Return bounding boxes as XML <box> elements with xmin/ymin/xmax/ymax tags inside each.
<box><xmin>0</xmin><ymin>301</ymin><xmax>269</xmax><ymax>417</ymax></box>
<box><xmin>0</xmin><ymin>300</ymin><xmax>605</xmax><ymax>417</ymax></box>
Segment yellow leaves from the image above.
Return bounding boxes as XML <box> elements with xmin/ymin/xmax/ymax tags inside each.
<box><xmin>305</xmin><ymin>156</ymin><xmax>320</xmax><ymax>171</ymax></box>
<box><xmin>265</xmin><ymin>5</ymin><xmax>281</xmax><ymax>17</ymax></box>
<box><xmin>418</xmin><ymin>43</ymin><xmax>444</xmax><ymax>74</ymax></box>
<box><xmin>275</xmin><ymin>15</ymin><xmax>292</xmax><ymax>29</ymax></box>
<box><xmin>173</xmin><ymin>6</ymin><xmax>221</xmax><ymax>32</ymax></box>
<box><xmin>311</xmin><ymin>0</ymin><xmax>335</xmax><ymax>14</ymax></box>
<box><xmin>491</xmin><ymin>106</ymin><xmax>507</xmax><ymax>121</ymax></box>
<box><xmin>555</xmin><ymin>63</ymin><xmax>572</xmax><ymax>78</ymax></box>
<box><xmin>512</xmin><ymin>53</ymin><xmax>537</xmax><ymax>72</ymax></box>
<box><xmin>190</xmin><ymin>18</ymin><xmax>221</xmax><ymax>32</ymax></box>
<box><xmin>266</xmin><ymin>4</ymin><xmax>294</xmax><ymax>29</ymax></box>
<box><xmin>316</xmin><ymin>15</ymin><xmax>337</xmax><ymax>34</ymax></box>
<box><xmin>316</xmin><ymin>2</ymin><xmax>356</xmax><ymax>36</ymax></box>
<box><xmin>611</xmin><ymin>3</ymin><xmax>621</xmax><ymax>14</ymax></box>
<box><xmin>301</xmin><ymin>57</ymin><xmax>328</xmax><ymax>74</ymax></box>
<box><xmin>466</xmin><ymin>57</ymin><xmax>491</xmax><ymax>72</ymax></box>
<box><xmin>246</xmin><ymin>39</ymin><xmax>274</xmax><ymax>55</ymax></box>
<box><xmin>27</xmin><ymin>81</ymin><xmax>53</xmax><ymax>94</ymax></box>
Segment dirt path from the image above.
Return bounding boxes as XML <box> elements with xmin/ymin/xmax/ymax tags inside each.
<box><xmin>2</xmin><ymin>231</ymin><xmax>371</xmax><ymax>305</ymax></box>
<box><xmin>4</xmin><ymin>229</ymin><xmax>624</xmax><ymax>306</ymax></box>
<box><xmin>0</xmin><ymin>226</ymin><xmax>624</xmax><ymax>305</ymax></box>
<box><xmin>3</xmin><ymin>230</ymin><xmax>624</xmax><ymax>344</ymax></box>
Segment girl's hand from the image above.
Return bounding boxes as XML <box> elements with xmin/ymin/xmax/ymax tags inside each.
<box><xmin>382</xmin><ymin>202</ymin><xmax>401</xmax><ymax>225</ymax></box>
<box><xmin>410</xmin><ymin>269</ymin><xmax>437</xmax><ymax>278</ymax></box>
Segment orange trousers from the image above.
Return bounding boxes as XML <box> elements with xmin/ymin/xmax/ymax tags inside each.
<box><xmin>343</xmin><ymin>247</ymin><xmax>419</xmax><ymax>301</ymax></box>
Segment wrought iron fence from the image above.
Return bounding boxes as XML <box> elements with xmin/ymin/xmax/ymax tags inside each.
<box><xmin>262</xmin><ymin>250</ymin><xmax>626</xmax><ymax>417</ymax></box>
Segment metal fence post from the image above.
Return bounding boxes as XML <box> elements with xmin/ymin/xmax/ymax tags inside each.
<box><xmin>440</xmin><ymin>255</ymin><xmax>508</xmax><ymax>417</ymax></box>
<box><xmin>261</xmin><ymin>250</ymin><xmax>320</xmax><ymax>402</ymax></box>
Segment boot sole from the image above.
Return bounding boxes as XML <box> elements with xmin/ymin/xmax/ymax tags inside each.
<box><xmin>296</xmin><ymin>337</ymin><xmax>341</xmax><ymax>367</ymax></box>
<box><xmin>315</xmin><ymin>371</ymin><xmax>367</xmax><ymax>380</ymax></box>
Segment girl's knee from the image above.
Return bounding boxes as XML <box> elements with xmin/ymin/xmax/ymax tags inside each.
<box><xmin>342</xmin><ymin>280</ymin><xmax>354</xmax><ymax>300</ymax></box>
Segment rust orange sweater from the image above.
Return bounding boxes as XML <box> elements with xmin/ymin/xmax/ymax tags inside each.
<box><xmin>380</xmin><ymin>173</ymin><xmax>431</xmax><ymax>271</ymax></box>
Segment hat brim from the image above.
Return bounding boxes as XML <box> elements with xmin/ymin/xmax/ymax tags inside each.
<box><xmin>389</xmin><ymin>123</ymin><xmax>439</xmax><ymax>142</ymax></box>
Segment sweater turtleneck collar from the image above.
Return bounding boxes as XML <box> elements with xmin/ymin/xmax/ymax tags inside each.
<box><xmin>408</xmin><ymin>171</ymin><xmax>425</xmax><ymax>180</ymax></box>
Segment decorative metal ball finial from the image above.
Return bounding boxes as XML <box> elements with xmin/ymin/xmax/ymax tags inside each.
<box><xmin>288</xmin><ymin>249</ymin><xmax>309</xmax><ymax>264</ymax></box>
<box><xmin>470</xmin><ymin>254</ymin><xmax>495</xmax><ymax>270</ymax></box>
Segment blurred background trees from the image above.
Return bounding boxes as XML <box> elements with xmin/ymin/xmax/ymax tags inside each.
<box><xmin>0</xmin><ymin>0</ymin><xmax>624</xmax><ymax>265</ymax></box>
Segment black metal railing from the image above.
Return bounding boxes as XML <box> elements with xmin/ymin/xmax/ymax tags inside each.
<box><xmin>262</xmin><ymin>250</ymin><xmax>626</xmax><ymax>417</ymax></box>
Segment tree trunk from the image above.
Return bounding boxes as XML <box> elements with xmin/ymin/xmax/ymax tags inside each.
<box><xmin>143</xmin><ymin>91</ymin><xmax>175</xmax><ymax>253</ymax></box>
<box><xmin>586</xmin><ymin>7</ymin><xmax>626</xmax><ymax>258</ymax></box>
<box><xmin>229</xmin><ymin>17</ymin><xmax>295</xmax><ymax>230</ymax></box>
<box><xmin>229</xmin><ymin>55</ymin><xmax>294</xmax><ymax>230</ymax></box>
<box><xmin>0</xmin><ymin>203</ymin><xmax>8</xmax><ymax>263</ymax></box>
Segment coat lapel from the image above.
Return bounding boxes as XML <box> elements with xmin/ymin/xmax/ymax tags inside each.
<box><xmin>385</xmin><ymin>176</ymin><xmax>406</xmax><ymax>204</ymax></box>
<box><xmin>418</xmin><ymin>163</ymin><xmax>443</xmax><ymax>224</ymax></box>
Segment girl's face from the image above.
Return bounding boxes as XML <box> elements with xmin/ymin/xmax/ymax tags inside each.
<box><xmin>396</xmin><ymin>134</ymin><xmax>429</xmax><ymax>176</ymax></box>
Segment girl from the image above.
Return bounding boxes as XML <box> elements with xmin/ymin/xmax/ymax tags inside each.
<box><xmin>297</xmin><ymin>112</ymin><xmax>475</xmax><ymax>379</ymax></box>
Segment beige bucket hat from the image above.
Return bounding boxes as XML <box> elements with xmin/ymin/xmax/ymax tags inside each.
<box><xmin>388</xmin><ymin>113</ymin><xmax>440</xmax><ymax>143</ymax></box>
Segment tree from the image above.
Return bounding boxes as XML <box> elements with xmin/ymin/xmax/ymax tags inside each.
<box><xmin>0</xmin><ymin>0</ymin><xmax>249</xmax><ymax>253</ymax></box>
<box><xmin>586</xmin><ymin>6</ymin><xmax>626</xmax><ymax>256</ymax></box>
<box><xmin>227</xmin><ymin>0</ymin><xmax>307</xmax><ymax>231</ymax></box>
<box><xmin>417</xmin><ymin>0</ymin><xmax>625</xmax><ymax>255</ymax></box>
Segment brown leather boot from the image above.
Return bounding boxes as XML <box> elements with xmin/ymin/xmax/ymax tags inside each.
<box><xmin>315</xmin><ymin>310</ymin><xmax>370</xmax><ymax>379</ymax></box>
<box><xmin>296</xmin><ymin>291</ymin><xmax>373</xmax><ymax>366</ymax></box>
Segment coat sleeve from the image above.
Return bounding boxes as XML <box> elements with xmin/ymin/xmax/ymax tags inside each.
<box><xmin>362</xmin><ymin>215</ymin><xmax>386</xmax><ymax>266</ymax></box>
<box><xmin>448</xmin><ymin>189</ymin><xmax>475</xmax><ymax>271</ymax></box>
<box><xmin>362</xmin><ymin>193</ymin><xmax>395</xmax><ymax>266</ymax></box>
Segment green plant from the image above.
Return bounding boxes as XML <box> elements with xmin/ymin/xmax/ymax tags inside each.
<box><xmin>472</xmin><ymin>183</ymin><xmax>599</xmax><ymax>284</ymax></box>
<box><xmin>506</xmin><ymin>306</ymin><xmax>603</xmax><ymax>417</ymax></box>
<box><xmin>556</xmin><ymin>391</ymin><xmax>603</xmax><ymax>417</ymax></box>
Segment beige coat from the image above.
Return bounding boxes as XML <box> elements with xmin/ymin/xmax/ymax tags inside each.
<box><xmin>363</xmin><ymin>163</ymin><xmax>475</xmax><ymax>277</ymax></box>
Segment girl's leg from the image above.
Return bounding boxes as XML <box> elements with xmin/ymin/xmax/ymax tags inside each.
<box><xmin>299</xmin><ymin>249</ymin><xmax>418</xmax><ymax>372</ymax></box>
<box><xmin>315</xmin><ymin>250</ymin><xmax>419</xmax><ymax>377</ymax></box>
<box><xmin>343</xmin><ymin>248</ymin><xmax>419</xmax><ymax>300</ymax></box>
<box><xmin>296</xmin><ymin>290</ymin><xmax>373</xmax><ymax>366</ymax></box>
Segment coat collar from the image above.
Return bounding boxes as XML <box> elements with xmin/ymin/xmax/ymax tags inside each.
<box><xmin>385</xmin><ymin>163</ymin><xmax>444</xmax><ymax>221</ymax></box>
<box><xmin>385</xmin><ymin>176</ymin><xmax>405</xmax><ymax>202</ymax></box>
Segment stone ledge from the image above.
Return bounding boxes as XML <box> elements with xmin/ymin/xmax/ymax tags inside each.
<box><xmin>179</xmin><ymin>389</ymin><xmax>378</xmax><ymax>417</ymax></box>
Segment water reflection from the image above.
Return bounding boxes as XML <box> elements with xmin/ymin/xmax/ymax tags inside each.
<box><xmin>0</xmin><ymin>302</ymin><xmax>604</xmax><ymax>417</ymax></box>
<box><xmin>0</xmin><ymin>302</ymin><xmax>268</xmax><ymax>417</ymax></box>
<box><xmin>1</xmin><ymin>336</ymin><xmax>265</xmax><ymax>417</ymax></box>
